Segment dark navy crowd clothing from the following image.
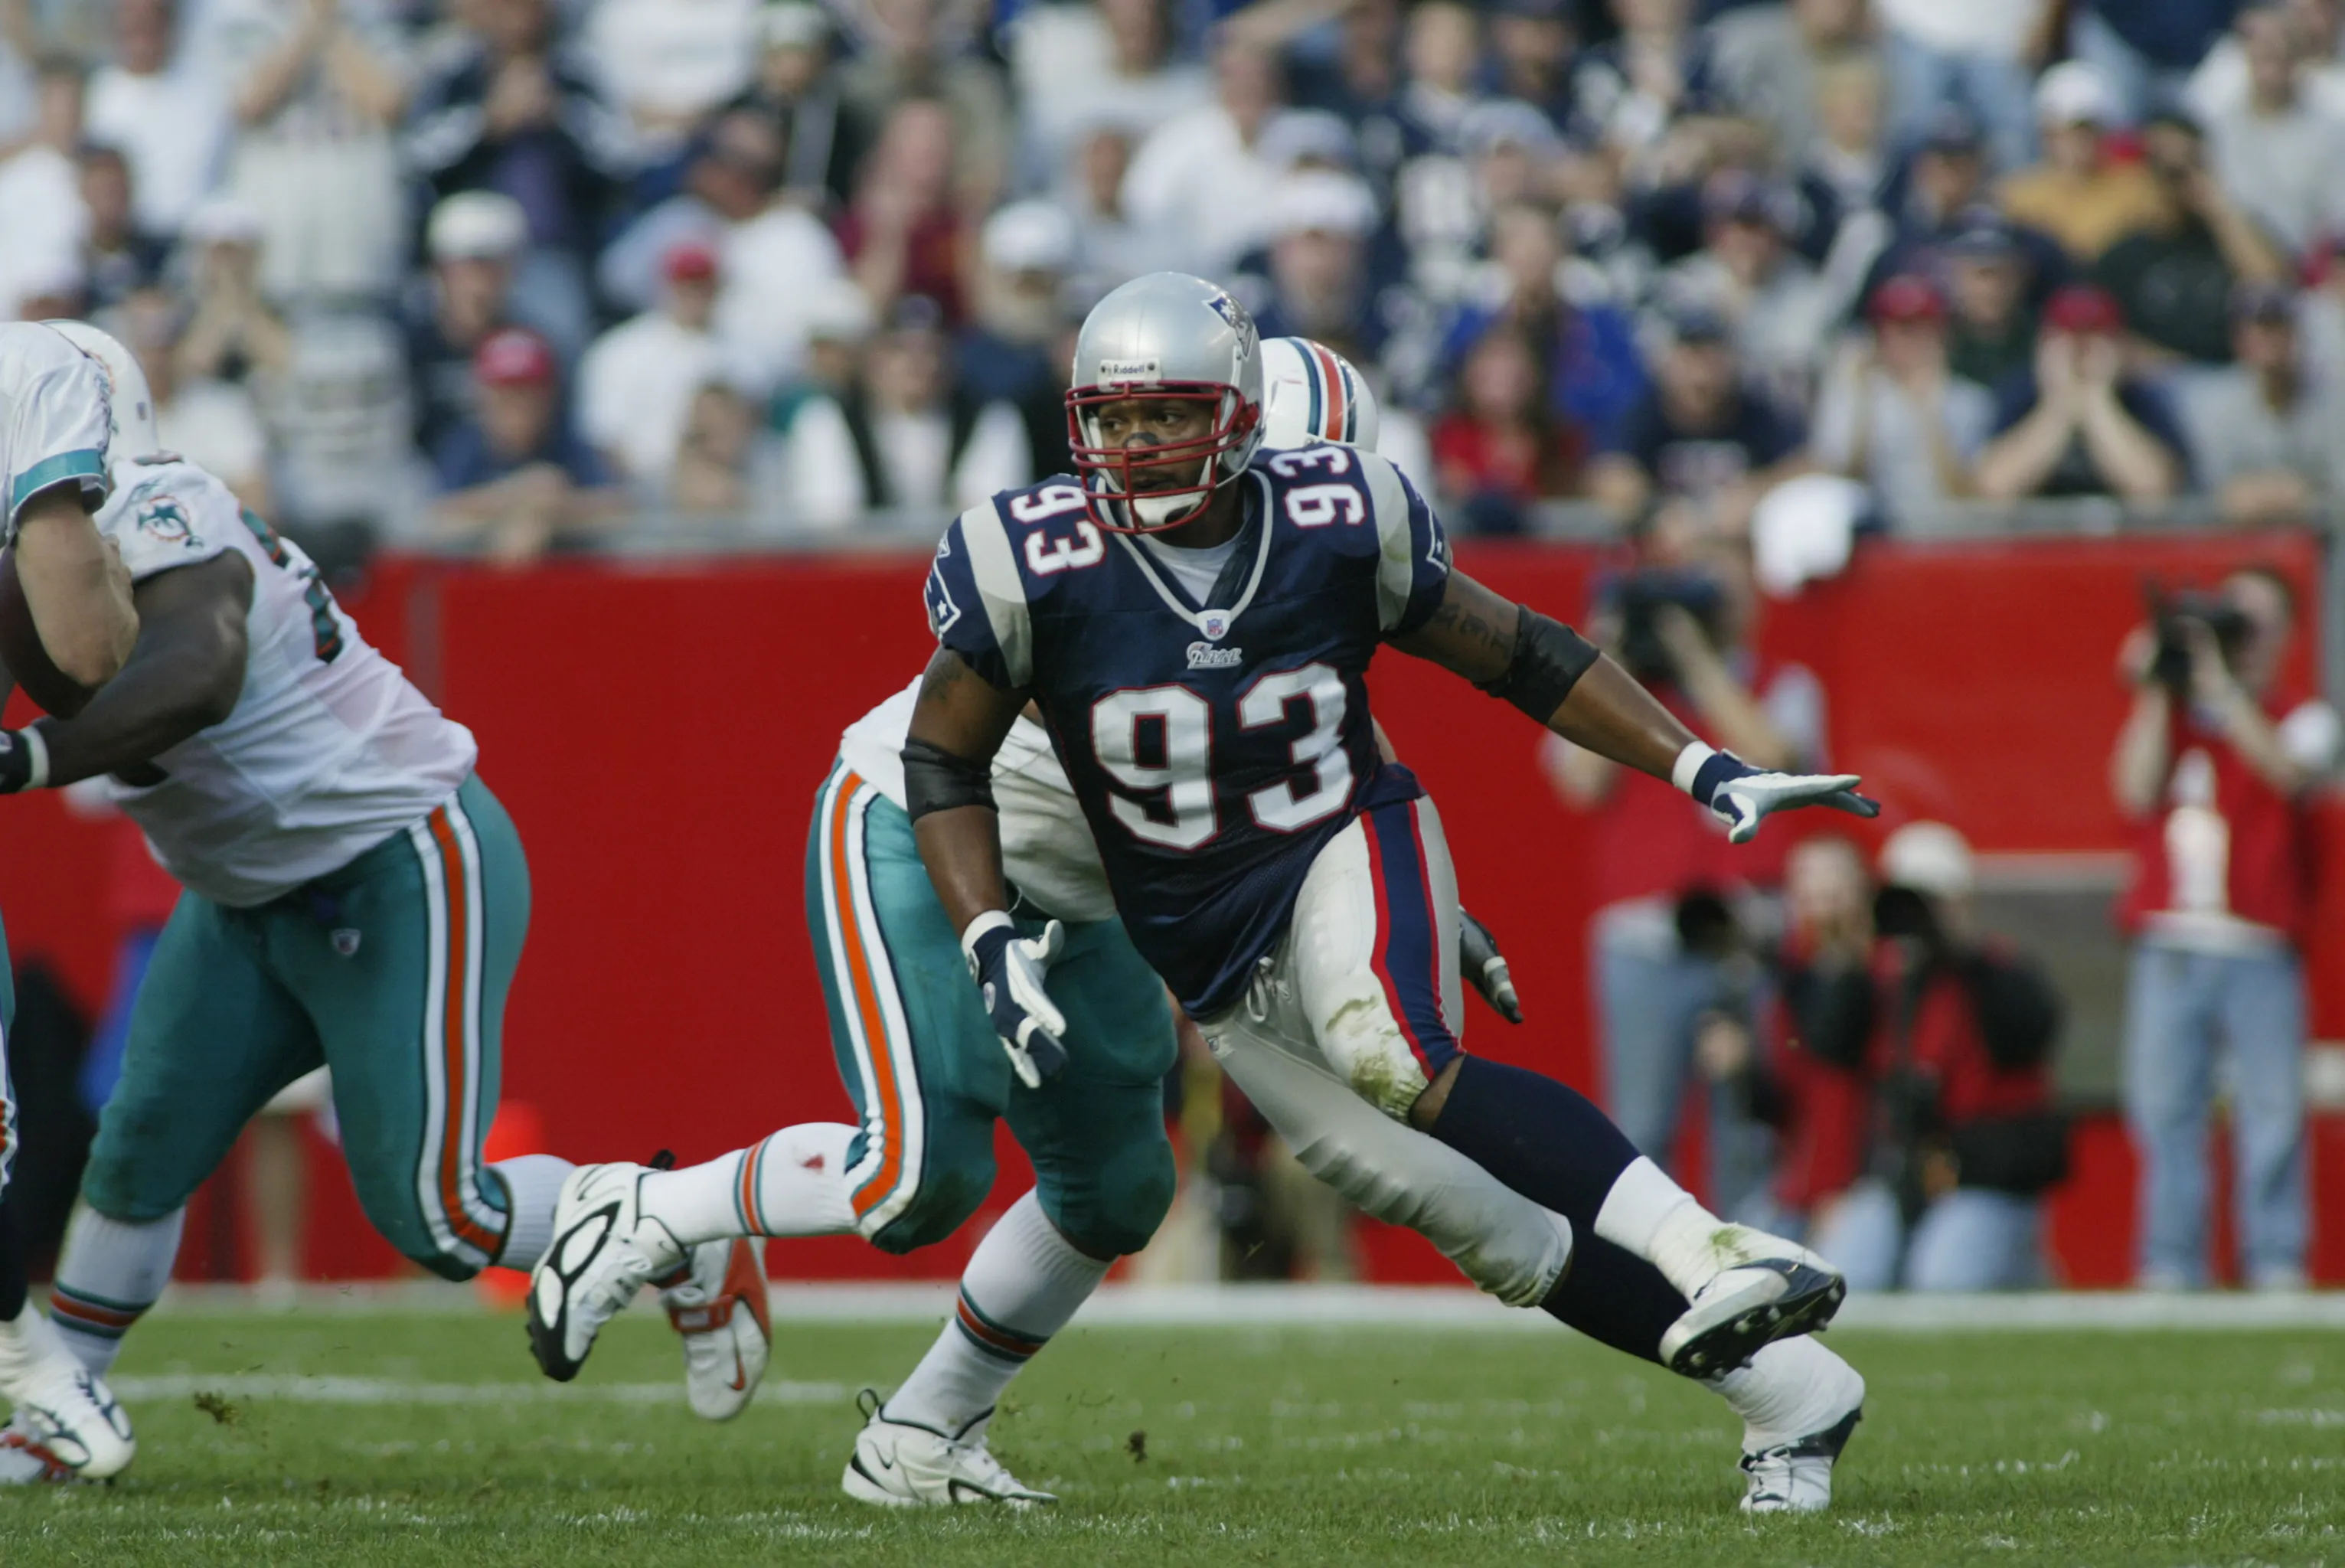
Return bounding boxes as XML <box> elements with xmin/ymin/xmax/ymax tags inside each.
<box><xmin>1603</xmin><ymin>384</ymin><xmax>1807</xmax><ymax>502</ymax></box>
<box><xmin>924</xmin><ymin>443</ymin><xmax>1453</xmax><ymax>1018</ymax></box>
<box><xmin>1986</xmin><ymin>370</ymin><xmax>2193</xmax><ymax>498</ymax></box>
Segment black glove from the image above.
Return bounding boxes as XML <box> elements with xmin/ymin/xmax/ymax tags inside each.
<box><xmin>1459</xmin><ymin>908</ymin><xmax>1522</xmax><ymax>1024</ymax></box>
<box><xmin>0</xmin><ymin>724</ymin><xmax>48</xmax><ymax>794</ymax></box>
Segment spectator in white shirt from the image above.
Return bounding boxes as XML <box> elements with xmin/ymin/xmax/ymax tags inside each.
<box><xmin>0</xmin><ymin>55</ymin><xmax>90</xmax><ymax>318</ymax></box>
<box><xmin>1008</xmin><ymin>0</ymin><xmax>1208</xmax><ymax>188</ymax></box>
<box><xmin>109</xmin><ymin>283</ymin><xmax>275</xmax><ymax>514</ymax></box>
<box><xmin>2203</xmin><ymin>3</ymin><xmax>2345</xmax><ymax>256</ymax></box>
<box><xmin>83</xmin><ymin>0</ymin><xmax>230</xmax><ymax>237</ymax></box>
<box><xmin>585</xmin><ymin>0</ymin><xmax>760</xmax><ymax>159</ymax></box>
<box><xmin>1812</xmin><ymin>273</ymin><xmax>1997</xmax><ymax>526</ymax></box>
<box><xmin>1059</xmin><ymin>117</ymin><xmax>1156</xmax><ymax>299</ymax></box>
<box><xmin>1875</xmin><ymin>0</ymin><xmax>2056</xmax><ymax>174</ymax></box>
<box><xmin>1122</xmin><ymin>34</ymin><xmax>1290</xmax><ymax>278</ymax></box>
<box><xmin>576</xmin><ymin>240</ymin><xmax>730</xmax><ymax>492</ymax></box>
<box><xmin>2182</xmin><ymin>282</ymin><xmax>2345</xmax><ymax>524</ymax></box>
<box><xmin>784</xmin><ymin>294</ymin><xmax>1030</xmax><ymax>531</ymax></box>
<box><xmin>2187</xmin><ymin>0</ymin><xmax>2345</xmax><ymax>122</ymax></box>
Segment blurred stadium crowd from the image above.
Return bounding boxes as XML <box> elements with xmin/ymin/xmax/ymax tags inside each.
<box><xmin>5</xmin><ymin>0</ymin><xmax>2345</xmax><ymax>562</ymax></box>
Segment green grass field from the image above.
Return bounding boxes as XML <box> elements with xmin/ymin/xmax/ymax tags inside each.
<box><xmin>5</xmin><ymin>1305</ymin><xmax>2342</xmax><ymax>1566</ymax></box>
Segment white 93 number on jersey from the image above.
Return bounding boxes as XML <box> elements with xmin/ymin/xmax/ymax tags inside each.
<box><xmin>1282</xmin><ymin>484</ymin><xmax>1365</xmax><ymax>528</ymax></box>
<box><xmin>1091</xmin><ymin>664</ymin><xmax>1350</xmax><ymax>849</ymax></box>
<box><xmin>1011</xmin><ymin>483</ymin><xmax>1105</xmax><ymax>575</ymax></box>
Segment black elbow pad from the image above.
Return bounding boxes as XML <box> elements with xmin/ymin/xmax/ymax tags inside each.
<box><xmin>1477</xmin><ymin>606</ymin><xmax>1600</xmax><ymax>722</ymax></box>
<box><xmin>902</xmin><ymin>737</ymin><xmax>996</xmax><ymax>823</ymax></box>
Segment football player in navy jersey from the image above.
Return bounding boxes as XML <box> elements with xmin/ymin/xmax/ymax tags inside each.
<box><xmin>527</xmin><ymin>323</ymin><xmax>1869</xmax><ymax>1514</ymax></box>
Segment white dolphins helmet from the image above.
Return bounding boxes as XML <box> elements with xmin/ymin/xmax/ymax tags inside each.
<box><xmin>1065</xmin><ymin>272</ymin><xmax>1265</xmax><ymax>532</ymax></box>
<box><xmin>1259</xmin><ymin>336</ymin><xmax>1381</xmax><ymax>451</ymax></box>
<box><xmin>44</xmin><ymin>318</ymin><xmax>161</xmax><ymax>460</ymax></box>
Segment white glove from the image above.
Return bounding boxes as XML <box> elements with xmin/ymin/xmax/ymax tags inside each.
<box><xmin>962</xmin><ymin>912</ymin><xmax>1070</xmax><ymax>1087</ymax></box>
<box><xmin>1677</xmin><ymin>743</ymin><xmax>1880</xmax><ymax>845</ymax></box>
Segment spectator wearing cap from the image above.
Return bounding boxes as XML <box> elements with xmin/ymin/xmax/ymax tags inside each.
<box><xmin>577</xmin><ymin>241</ymin><xmax>736</xmax><ymax>493</ymax></box>
<box><xmin>1009</xmin><ymin>0</ymin><xmax>1208</xmax><ymax>191</ymax></box>
<box><xmin>1439</xmin><ymin>201</ymin><xmax>1647</xmax><ymax>452</ymax></box>
<box><xmin>1589</xmin><ymin>301</ymin><xmax>1810</xmax><ymax>529</ymax></box>
<box><xmin>1708</xmin><ymin>0</ymin><xmax>1876</xmax><ymax>172</ymax></box>
<box><xmin>432</xmin><ymin>326</ymin><xmax>619</xmax><ymax>566</ymax></box>
<box><xmin>1974</xmin><ymin>284</ymin><xmax>2190</xmax><ymax>502</ymax></box>
<box><xmin>584</xmin><ymin>0</ymin><xmax>760</xmax><ymax>159</ymax></box>
<box><xmin>958</xmin><ymin>198</ymin><xmax>1080</xmax><ymax>475</ymax></box>
<box><xmin>2180</xmin><ymin>283</ymin><xmax>2345</xmax><ymax>522</ymax></box>
<box><xmin>727</xmin><ymin>2</ymin><xmax>854</xmax><ymax>212</ymax></box>
<box><xmin>600</xmin><ymin>109</ymin><xmax>847</xmax><ymax>392</ymax></box>
<box><xmin>1658</xmin><ymin>169</ymin><xmax>1835</xmax><ymax>407</ymax></box>
<box><xmin>2188</xmin><ymin>0</ymin><xmax>2345</xmax><ymax>122</ymax></box>
<box><xmin>1431</xmin><ymin>325</ymin><xmax>1584</xmax><ymax>531</ymax></box>
<box><xmin>2069</xmin><ymin>0</ymin><xmax>2243</xmax><ymax>126</ymax></box>
<box><xmin>1812</xmin><ymin>274</ymin><xmax>1997</xmax><ymax>525</ymax></box>
<box><xmin>783</xmin><ymin>296</ymin><xmax>1031</xmax><ymax>531</ymax></box>
<box><xmin>1859</xmin><ymin>126</ymin><xmax>2072</xmax><ymax>325</ymax></box>
<box><xmin>2203</xmin><ymin>4</ymin><xmax>2345</xmax><ymax>256</ymax></box>
<box><xmin>838</xmin><ymin>96</ymin><xmax>973</xmax><ymax>325</ymax></box>
<box><xmin>83</xmin><ymin>0</ymin><xmax>229</xmax><ymax>238</ymax></box>
<box><xmin>1936</xmin><ymin>210</ymin><xmax>2056</xmax><ymax>387</ymax></box>
<box><xmin>1123</xmin><ymin>34</ymin><xmax>1294</xmax><ymax>277</ymax></box>
<box><xmin>2095</xmin><ymin>106</ymin><xmax>2288</xmax><ymax>369</ymax></box>
<box><xmin>0</xmin><ymin>55</ymin><xmax>90</xmax><ymax>316</ymax></box>
<box><xmin>1872</xmin><ymin>0</ymin><xmax>2056</xmax><ymax>175</ymax></box>
<box><xmin>405</xmin><ymin>0</ymin><xmax>629</xmax><ymax>346</ymax></box>
<box><xmin>197</xmin><ymin>0</ymin><xmax>409</xmax><ymax>301</ymax></box>
<box><xmin>834</xmin><ymin>0</ymin><xmax>1014</xmax><ymax>215</ymax></box>
<box><xmin>405</xmin><ymin>191</ymin><xmax>534</xmax><ymax>459</ymax></box>
<box><xmin>174</xmin><ymin>194</ymin><xmax>292</xmax><ymax>388</ymax></box>
<box><xmin>1997</xmin><ymin>63</ymin><xmax>2173</xmax><ymax>266</ymax></box>
<box><xmin>77</xmin><ymin>145</ymin><xmax>170</xmax><ymax>312</ymax></box>
<box><xmin>108</xmin><ymin>285</ymin><xmax>273</xmax><ymax>514</ymax></box>
<box><xmin>1236</xmin><ymin>171</ymin><xmax>1389</xmax><ymax>366</ymax></box>
<box><xmin>1394</xmin><ymin>97</ymin><xmax>1573</xmax><ymax>295</ymax></box>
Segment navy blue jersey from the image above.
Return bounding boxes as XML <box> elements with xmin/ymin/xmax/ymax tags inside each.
<box><xmin>924</xmin><ymin>443</ymin><xmax>1453</xmax><ymax>1018</ymax></box>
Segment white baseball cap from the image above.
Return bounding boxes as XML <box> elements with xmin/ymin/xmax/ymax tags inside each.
<box><xmin>427</xmin><ymin>191</ymin><xmax>529</xmax><ymax>263</ymax></box>
<box><xmin>1274</xmin><ymin>172</ymin><xmax>1377</xmax><ymax>240</ymax></box>
<box><xmin>1880</xmin><ymin>822</ymin><xmax>1975</xmax><ymax>898</ymax></box>
<box><xmin>184</xmin><ymin>194</ymin><xmax>264</xmax><ymax>246</ymax></box>
<box><xmin>982</xmin><ymin>200</ymin><xmax>1077</xmax><ymax>275</ymax></box>
<box><xmin>2036</xmin><ymin>60</ymin><xmax>2118</xmax><ymax>128</ymax></box>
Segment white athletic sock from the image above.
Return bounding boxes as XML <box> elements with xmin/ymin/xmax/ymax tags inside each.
<box><xmin>639</xmin><ymin>1122</ymin><xmax>858</xmax><ymax>1247</ymax></box>
<box><xmin>488</xmin><ymin>1155</ymin><xmax>577</xmax><ymax>1271</ymax></box>
<box><xmin>49</xmin><ymin>1206</ymin><xmax>185</xmax><ymax>1378</ymax></box>
<box><xmin>1708</xmin><ymin>1335</ymin><xmax>1865</xmax><ymax>1451</ymax></box>
<box><xmin>885</xmin><ymin>1190</ymin><xmax>1109</xmax><ymax>1436</ymax></box>
<box><xmin>1592</xmin><ymin>1155</ymin><xmax>1752</xmax><ymax>1300</ymax></box>
<box><xmin>0</xmin><ymin>1302</ymin><xmax>77</xmax><ymax>1396</ymax></box>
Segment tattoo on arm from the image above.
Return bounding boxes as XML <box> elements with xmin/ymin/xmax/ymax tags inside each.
<box><xmin>1424</xmin><ymin>594</ymin><xmax>1515</xmax><ymax>665</ymax></box>
<box><xmin>1393</xmin><ymin>574</ymin><xmax>1520</xmax><ymax>683</ymax></box>
<box><xmin>918</xmin><ymin>648</ymin><xmax>970</xmax><ymax>703</ymax></box>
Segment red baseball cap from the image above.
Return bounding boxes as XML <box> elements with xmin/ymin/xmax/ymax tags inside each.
<box><xmin>2043</xmin><ymin>284</ymin><xmax>2125</xmax><ymax>337</ymax></box>
<box><xmin>475</xmin><ymin>327</ymin><xmax>557</xmax><ymax>388</ymax></box>
<box><xmin>662</xmin><ymin>240</ymin><xmax>719</xmax><ymax>285</ymax></box>
<box><xmin>1868</xmin><ymin>273</ymin><xmax>1946</xmax><ymax>327</ymax></box>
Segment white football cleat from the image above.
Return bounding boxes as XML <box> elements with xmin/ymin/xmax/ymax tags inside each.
<box><xmin>841</xmin><ymin>1390</ymin><xmax>1055</xmax><ymax>1508</ymax></box>
<box><xmin>526</xmin><ymin>1162</ymin><xmax>684</xmax><ymax>1382</ymax></box>
<box><xmin>1661</xmin><ymin>1232</ymin><xmax>1847</xmax><ymax>1377</ymax></box>
<box><xmin>1742</xmin><ymin>1406</ymin><xmax>1863</xmax><ymax>1514</ymax></box>
<box><xmin>0</xmin><ymin>1425</ymin><xmax>76</xmax><ymax>1485</ymax></box>
<box><xmin>661</xmin><ymin>1238</ymin><xmax>771</xmax><ymax>1421</ymax></box>
<box><xmin>0</xmin><ymin>1312</ymin><xmax>134</xmax><ymax>1480</ymax></box>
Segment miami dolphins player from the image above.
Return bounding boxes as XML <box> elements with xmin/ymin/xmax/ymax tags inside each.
<box><xmin>0</xmin><ymin>325</ymin><xmax>763</xmax><ymax>1476</ymax></box>
<box><xmin>0</xmin><ymin>320</ymin><xmax>140</xmax><ymax>1480</ymax></box>
<box><xmin>528</xmin><ymin>333</ymin><xmax>1867</xmax><ymax>1514</ymax></box>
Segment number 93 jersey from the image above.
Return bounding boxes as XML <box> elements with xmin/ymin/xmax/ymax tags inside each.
<box><xmin>925</xmin><ymin>442</ymin><xmax>1452</xmax><ymax>1018</ymax></box>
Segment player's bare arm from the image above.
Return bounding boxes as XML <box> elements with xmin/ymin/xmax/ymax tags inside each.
<box><xmin>14</xmin><ymin>487</ymin><xmax>139</xmax><ymax>688</ymax></box>
<box><xmin>8</xmin><ymin>551</ymin><xmax>253</xmax><ymax>792</ymax></box>
<box><xmin>1392</xmin><ymin>570</ymin><xmax>1877</xmax><ymax>842</ymax></box>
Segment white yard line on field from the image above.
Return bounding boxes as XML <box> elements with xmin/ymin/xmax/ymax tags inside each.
<box><xmin>108</xmin><ymin>1374</ymin><xmax>850</xmax><ymax>1406</ymax></box>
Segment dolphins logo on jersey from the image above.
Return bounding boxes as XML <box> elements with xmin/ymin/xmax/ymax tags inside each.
<box><xmin>135</xmin><ymin>494</ymin><xmax>197</xmax><ymax>549</ymax></box>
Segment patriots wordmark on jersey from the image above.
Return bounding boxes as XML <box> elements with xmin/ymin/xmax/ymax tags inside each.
<box><xmin>925</xmin><ymin>442</ymin><xmax>1450</xmax><ymax>1017</ymax></box>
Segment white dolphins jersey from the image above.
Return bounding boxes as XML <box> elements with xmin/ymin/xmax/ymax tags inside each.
<box><xmin>97</xmin><ymin>456</ymin><xmax>478</xmax><ymax>907</ymax></box>
<box><xmin>836</xmin><ymin>676</ymin><xmax>1116</xmax><ymax>922</ymax></box>
<box><xmin>0</xmin><ymin>322</ymin><xmax>113</xmax><ymax>543</ymax></box>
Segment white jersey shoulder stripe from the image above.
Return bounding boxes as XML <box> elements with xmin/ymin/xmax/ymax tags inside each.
<box><xmin>1359</xmin><ymin>451</ymin><xmax>1419</xmax><ymax>634</ymax></box>
<box><xmin>959</xmin><ymin>497</ymin><xmax>1034</xmax><ymax>689</ymax></box>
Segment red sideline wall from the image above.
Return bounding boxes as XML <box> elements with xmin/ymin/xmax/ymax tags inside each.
<box><xmin>5</xmin><ymin>531</ymin><xmax>2342</xmax><ymax>1286</ymax></box>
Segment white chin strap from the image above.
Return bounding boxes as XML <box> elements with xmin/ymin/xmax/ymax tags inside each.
<box><xmin>1126</xmin><ymin>456</ymin><xmax>1216</xmax><ymax>526</ymax></box>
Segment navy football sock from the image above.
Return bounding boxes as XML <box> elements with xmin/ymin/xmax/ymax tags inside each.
<box><xmin>1539</xmin><ymin>1233</ymin><xmax>1688</xmax><ymax>1367</ymax></box>
<box><xmin>1426</xmin><ymin>1055</ymin><xmax>1641</xmax><ymax>1236</ymax></box>
<box><xmin>0</xmin><ymin>1193</ymin><xmax>27</xmax><ymax>1321</ymax></box>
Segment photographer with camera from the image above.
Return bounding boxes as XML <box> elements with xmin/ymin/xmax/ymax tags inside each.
<box><xmin>2111</xmin><ymin>567</ymin><xmax>2338</xmax><ymax>1289</ymax></box>
<box><xmin>1697</xmin><ymin>828</ymin><xmax>2066</xmax><ymax>1291</ymax></box>
<box><xmin>1543</xmin><ymin>506</ymin><xmax>1827</xmax><ymax>1210</ymax></box>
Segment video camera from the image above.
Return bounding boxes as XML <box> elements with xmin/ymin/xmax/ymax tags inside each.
<box><xmin>1602</xmin><ymin>567</ymin><xmax>1727</xmax><ymax>686</ymax></box>
<box><xmin>2144</xmin><ymin>582</ymin><xmax>2253</xmax><ymax>694</ymax></box>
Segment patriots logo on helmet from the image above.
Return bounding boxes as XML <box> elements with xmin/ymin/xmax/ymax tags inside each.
<box><xmin>1206</xmin><ymin>291</ymin><xmax>1259</xmax><ymax>358</ymax></box>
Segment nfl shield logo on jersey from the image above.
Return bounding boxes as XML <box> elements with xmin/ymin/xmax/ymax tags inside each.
<box><xmin>1200</xmin><ymin>611</ymin><xmax>1230</xmax><ymax>642</ymax></box>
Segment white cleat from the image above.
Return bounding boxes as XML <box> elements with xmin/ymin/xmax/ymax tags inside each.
<box><xmin>661</xmin><ymin>1238</ymin><xmax>771</xmax><ymax>1421</ymax></box>
<box><xmin>840</xmin><ymin>1390</ymin><xmax>1056</xmax><ymax>1508</ymax></box>
<box><xmin>0</xmin><ymin>1426</ymin><xmax>77</xmax><ymax>1485</ymax></box>
<box><xmin>526</xmin><ymin>1162</ymin><xmax>684</xmax><ymax>1382</ymax></box>
<box><xmin>1660</xmin><ymin>1231</ymin><xmax>1847</xmax><ymax>1378</ymax></box>
<box><xmin>0</xmin><ymin>1313</ymin><xmax>134</xmax><ymax>1480</ymax></box>
<box><xmin>1742</xmin><ymin>1406</ymin><xmax>1863</xmax><ymax>1514</ymax></box>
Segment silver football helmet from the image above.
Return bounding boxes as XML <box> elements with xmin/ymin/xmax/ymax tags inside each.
<box><xmin>1259</xmin><ymin>336</ymin><xmax>1381</xmax><ymax>451</ymax></box>
<box><xmin>1065</xmin><ymin>272</ymin><xmax>1264</xmax><ymax>532</ymax></box>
